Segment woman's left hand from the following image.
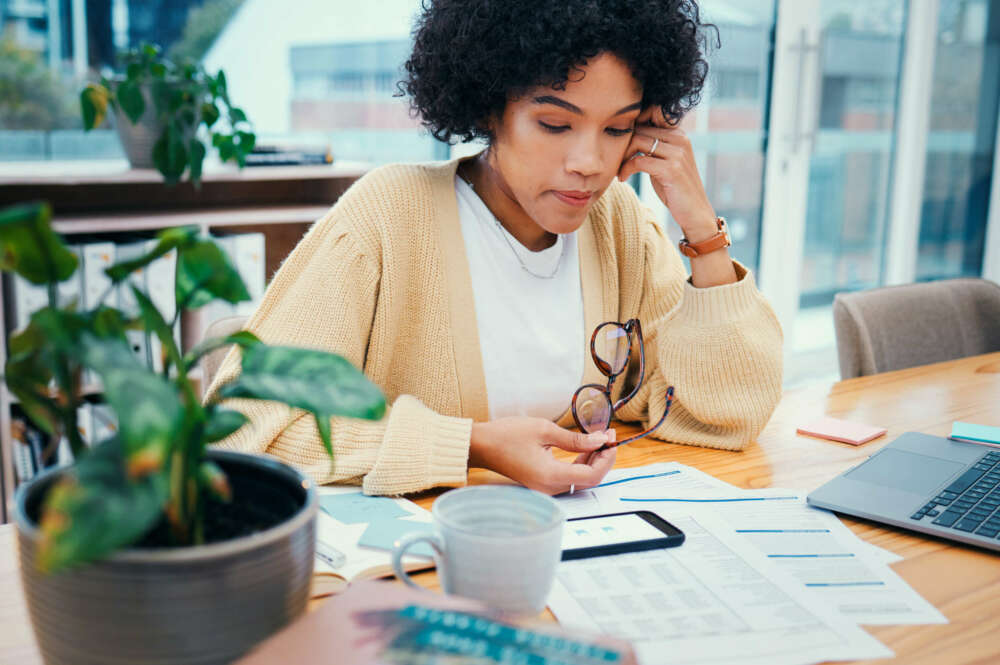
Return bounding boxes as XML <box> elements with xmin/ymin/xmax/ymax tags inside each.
<box><xmin>617</xmin><ymin>106</ymin><xmax>719</xmax><ymax>243</ymax></box>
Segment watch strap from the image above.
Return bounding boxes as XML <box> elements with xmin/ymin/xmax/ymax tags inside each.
<box><xmin>678</xmin><ymin>217</ymin><xmax>731</xmax><ymax>258</ymax></box>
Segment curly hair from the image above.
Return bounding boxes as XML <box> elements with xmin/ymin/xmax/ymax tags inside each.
<box><xmin>398</xmin><ymin>0</ymin><xmax>718</xmax><ymax>144</ymax></box>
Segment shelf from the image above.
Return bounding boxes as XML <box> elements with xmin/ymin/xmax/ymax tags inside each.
<box><xmin>53</xmin><ymin>205</ymin><xmax>332</xmax><ymax>234</ymax></box>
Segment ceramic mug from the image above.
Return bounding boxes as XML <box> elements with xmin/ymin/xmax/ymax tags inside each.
<box><xmin>391</xmin><ymin>485</ymin><xmax>565</xmax><ymax>615</ymax></box>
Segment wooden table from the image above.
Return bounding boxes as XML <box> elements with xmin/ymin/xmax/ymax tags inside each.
<box><xmin>4</xmin><ymin>352</ymin><xmax>1000</xmax><ymax>664</ymax></box>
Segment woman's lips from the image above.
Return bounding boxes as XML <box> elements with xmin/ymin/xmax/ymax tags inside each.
<box><xmin>552</xmin><ymin>190</ymin><xmax>593</xmax><ymax>207</ymax></box>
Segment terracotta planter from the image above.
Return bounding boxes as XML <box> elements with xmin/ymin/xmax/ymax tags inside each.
<box><xmin>15</xmin><ymin>450</ymin><xmax>317</xmax><ymax>665</ymax></box>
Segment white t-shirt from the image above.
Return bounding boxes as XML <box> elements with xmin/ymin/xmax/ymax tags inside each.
<box><xmin>455</xmin><ymin>176</ymin><xmax>585</xmax><ymax>421</ymax></box>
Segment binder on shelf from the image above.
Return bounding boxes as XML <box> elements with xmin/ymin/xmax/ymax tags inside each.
<box><xmin>81</xmin><ymin>241</ymin><xmax>116</xmax><ymax>387</ymax></box>
<box><xmin>144</xmin><ymin>241</ymin><xmax>180</xmax><ymax>374</ymax></box>
<box><xmin>56</xmin><ymin>245</ymin><xmax>84</xmax><ymax>312</ymax></box>
<box><xmin>114</xmin><ymin>241</ymin><xmax>151</xmax><ymax>368</ymax></box>
<box><xmin>91</xmin><ymin>403</ymin><xmax>118</xmax><ymax>444</ymax></box>
<box><xmin>6</xmin><ymin>276</ymin><xmax>48</xmax><ymax>333</ymax></box>
<box><xmin>10</xmin><ymin>418</ymin><xmax>36</xmax><ymax>484</ymax></box>
<box><xmin>202</xmin><ymin>233</ymin><xmax>266</xmax><ymax>326</ymax></box>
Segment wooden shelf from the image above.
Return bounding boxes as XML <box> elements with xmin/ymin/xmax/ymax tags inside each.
<box><xmin>53</xmin><ymin>205</ymin><xmax>332</xmax><ymax>234</ymax></box>
<box><xmin>0</xmin><ymin>161</ymin><xmax>369</xmax><ymax>523</ymax></box>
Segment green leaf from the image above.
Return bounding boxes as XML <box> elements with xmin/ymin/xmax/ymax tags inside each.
<box><xmin>79</xmin><ymin>84</ymin><xmax>109</xmax><ymax>130</ymax></box>
<box><xmin>130</xmin><ymin>286</ymin><xmax>179</xmax><ymax>373</ymax></box>
<box><xmin>183</xmin><ymin>330</ymin><xmax>260</xmax><ymax>373</ymax></box>
<box><xmin>0</xmin><ymin>202</ymin><xmax>79</xmax><ymax>285</ymax></box>
<box><xmin>116</xmin><ymin>80</ymin><xmax>145</xmax><ymax>124</ymax></box>
<box><xmin>201</xmin><ymin>103</ymin><xmax>220</xmax><ymax>128</ymax></box>
<box><xmin>216</xmin><ymin>135</ymin><xmax>235</xmax><ymax>162</ymax></box>
<box><xmin>125</xmin><ymin>62</ymin><xmax>143</xmax><ymax>81</ymax></box>
<box><xmin>188</xmin><ymin>140</ymin><xmax>206</xmax><ymax>187</ymax></box>
<box><xmin>197</xmin><ymin>460</ymin><xmax>231</xmax><ymax>502</ymax></box>
<box><xmin>176</xmin><ymin>239</ymin><xmax>250</xmax><ymax>310</ymax></box>
<box><xmin>150</xmin><ymin>62</ymin><xmax>166</xmax><ymax>79</ymax></box>
<box><xmin>105</xmin><ymin>225</ymin><xmax>198</xmax><ymax>283</ymax></box>
<box><xmin>142</xmin><ymin>43</ymin><xmax>160</xmax><ymax>59</ymax></box>
<box><xmin>229</xmin><ymin>107</ymin><xmax>247</xmax><ymax>124</ymax></box>
<box><xmin>37</xmin><ymin>436</ymin><xmax>168</xmax><ymax>573</ymax></box>
<box><xmin>88</xmin><ymin>306</ymin><xmax>131</xmax><ymax>340</ymax></box>
<box><xmin>152</xmin><ymin>125</ymin><xmax>188</xmax><ymax>185</ymax></box>
<box><xmin>219</xmin><ymin>345</ymin><xmax>386</xmax><ymax>456</ymax></box>
<box><xmin>203</xmin><ymin>408</ymin><xmax>248</xmax><ymax>443</ymax></box>
<box><xmin>80</xmin><ymin>335</ymin><xmax>184</xmax><ymax>478</ymax></box>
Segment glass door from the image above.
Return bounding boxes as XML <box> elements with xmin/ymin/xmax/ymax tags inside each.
<box><xmin>759</xmin><ymin>0</ymin><xmax>908</xmax><ymax>370</ymax></box>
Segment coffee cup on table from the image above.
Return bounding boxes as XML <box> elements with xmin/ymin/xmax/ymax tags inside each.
<box><xmin>390</xmin><ymin>485</ymin><xmax>565</xmax><ymax>615</ymax></box>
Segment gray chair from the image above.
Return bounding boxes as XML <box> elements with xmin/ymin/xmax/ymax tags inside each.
<box><xmin>832</xmin><ymin>278</ymin><xmax>1000</xmax><ymax>380</ymax></box>
<box><xmin>200</xmin><ymin>315</ymin><xmax>249</xmax><ymax>395</ymax></box>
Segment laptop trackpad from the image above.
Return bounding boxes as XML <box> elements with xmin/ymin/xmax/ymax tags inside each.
<box><xmin>846</xmin><ymin>449</ymin><xmax>966</xmax><ymax>494</ymax></box>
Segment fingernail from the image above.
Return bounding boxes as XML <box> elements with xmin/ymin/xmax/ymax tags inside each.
<box><xmin>586</xmin><ymin>432</ymin><xmax>608</xmax><ymax>444</ymax></box>
<box><xmin>607</xmin><ymin>428</ymin><xmax>617</xmax><ymax>441</ymax></box>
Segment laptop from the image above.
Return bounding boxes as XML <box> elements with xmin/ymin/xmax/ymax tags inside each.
<box><xmin>807</xmin><ymin>431</ymin><xmax>1000</xmax><ymax>552</ymax></box>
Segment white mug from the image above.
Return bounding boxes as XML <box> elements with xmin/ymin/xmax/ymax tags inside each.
<box><xmin>391</xmin><ymin>485</ymin><xmax>565</xmax><ymax>615</ymax></box>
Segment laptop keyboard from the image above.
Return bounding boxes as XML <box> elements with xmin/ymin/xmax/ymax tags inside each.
<box><xmin>910</xmin><ymin>450</ymin><xmax>1000</xmax><ymax>538</ymax></box>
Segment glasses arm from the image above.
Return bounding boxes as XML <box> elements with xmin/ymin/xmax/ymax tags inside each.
<box><xmin>605</xmin><ymin>386</ymin><xmax>673</xmax><ymax>449</ymax></box>
<box><xmin>612</xmin><ymin>319</ymin><xmax>645</xmax><ymax>412</ymax></box>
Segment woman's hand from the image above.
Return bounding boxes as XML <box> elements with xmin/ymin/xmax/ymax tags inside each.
<box><xmin>617</xmin><ymin>107</ymin><xmax>737</xmax><ymax>287</ymax></box>
<box><xmin>469</xmin><ymin>418</ymin><xmax>617</xmax><ymax>495</ymax></box>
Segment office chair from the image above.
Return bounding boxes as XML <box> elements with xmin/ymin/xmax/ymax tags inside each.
<box><xmin>832</xmin><ymin>278</ymin><xmax>1000</xmax><ymax>379</ymax></box>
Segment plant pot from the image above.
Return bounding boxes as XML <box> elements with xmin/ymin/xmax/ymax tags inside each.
<box><xmin>15</xmin><ymin>450</ymin><xmax>317</xmax><ymax>665</ymax></box>
<box><xmin>112</xmin><ymin>81</ymin><xmax>164</xmax><ymax>170</ymax></box>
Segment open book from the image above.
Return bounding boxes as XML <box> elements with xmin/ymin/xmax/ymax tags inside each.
<box><xmin>311</xmin><ymin>487</ymin><xmax>436</xmax><ymax>597</ymax></box>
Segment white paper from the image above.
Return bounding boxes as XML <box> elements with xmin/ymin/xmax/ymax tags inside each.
<box><xmin>618</xmin><ymin>487</ymin><xmax>945</xmax><ymax>626</ymax></box>
<box><xmin>556</xmin><ymin>462</ymin><xmax>734</xmax><ymax>518</ymax></box>
<box><xmin>548</xmin><ymin>511</ymin><xmax>892</xmax><ymax>665</ymax></box>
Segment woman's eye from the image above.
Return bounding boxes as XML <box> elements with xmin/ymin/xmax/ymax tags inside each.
<box><xmin>539</xmin><ymin>122</ymin><xmax>570</xmax><ymax>133</ymax></box>
<box><xmin>606</xmin><ymin>127</ymin><xmax>634</xmax><ymax>137</ymax></box>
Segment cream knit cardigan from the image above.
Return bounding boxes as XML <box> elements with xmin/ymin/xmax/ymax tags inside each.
<box><xmin>205</xmin><ymin>156</ymin><xmax>784</xmax><ymax>495</ymax></box>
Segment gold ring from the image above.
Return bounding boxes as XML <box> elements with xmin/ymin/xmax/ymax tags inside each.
<box><xmin>648</xmin><ymin>138</ymin><xmax>660</xmax><ymax>158</ymax></box>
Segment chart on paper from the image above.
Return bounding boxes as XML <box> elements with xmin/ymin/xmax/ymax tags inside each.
<box><xmin>548</xmin><ymin>513</ymin><xmax>892</xmax><ymax>665</ymax></box>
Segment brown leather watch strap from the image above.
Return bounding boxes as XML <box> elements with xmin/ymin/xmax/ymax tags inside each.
<box><xmin>678</xmin><ymin>217</ymin><xmax>731</xmax><ymax>258</ymax></box>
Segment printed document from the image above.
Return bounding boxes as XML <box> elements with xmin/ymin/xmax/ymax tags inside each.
<box><xmin>618</xmin><ymin>487</ymin><xmax>945</xmax><ymax>626</ymax></box>
<box><xmin>548</xmin><ymin>510</ymin><xmax>893</xmax><ymax>665</ymax></box>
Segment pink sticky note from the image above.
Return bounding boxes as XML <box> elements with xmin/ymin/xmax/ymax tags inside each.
<box><xmin>796</xmin><ymin>417</ymin><xmax>887</xmax><ymax>446</ymax></box>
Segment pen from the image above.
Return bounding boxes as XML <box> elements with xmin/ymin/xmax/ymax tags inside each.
<box><xmin>315</xmin><ymin>541</ymin><xmax>347</xmax><ymax>569</ymax></box>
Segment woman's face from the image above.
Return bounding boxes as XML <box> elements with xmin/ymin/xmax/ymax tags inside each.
<box><xmin>487</xmin><ymin>52</ymin><xmax>643</xmax><ymax>237</ymax></box>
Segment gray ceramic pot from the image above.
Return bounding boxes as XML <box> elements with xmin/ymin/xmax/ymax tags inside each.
<box><xmin>15</xmin><ymin>450</ymin><xmax>317</xmax><ymax>665</ymax></box>
<box><xmin>113</xmin><ymin>101</ymin><xmax>161</xmax><ymax>169</ymax></box>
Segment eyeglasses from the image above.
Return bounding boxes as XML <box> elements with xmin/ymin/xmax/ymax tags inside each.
<box><xmin>571</xmin><ymin>319</ymin><xmax>674</xmax><ymax>448</ymax></box>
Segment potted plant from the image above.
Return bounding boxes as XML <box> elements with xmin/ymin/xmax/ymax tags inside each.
<box><xmin>2</xmin><ymin>201</ymin><xmax>386</xmax><ymax>664</ymax></box>
<box><xmin>80</xmin><ymin>43</ymin><xmax>255</xmax><ymax>185</ymax></box>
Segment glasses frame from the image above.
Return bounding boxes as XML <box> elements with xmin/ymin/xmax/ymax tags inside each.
<box><xmin>570</xmin><ymin>319</ymin><xmax>675</xmax><ymax>448</ymax></box>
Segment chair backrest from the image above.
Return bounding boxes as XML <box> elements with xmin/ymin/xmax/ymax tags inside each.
<box><xmin>832</xmin><ymin>278</ymin><xmax>1000</xmax><ymax>379</ymax></box>
<box><xmin>200</xmin><ymin>315</ymin><xmax>249</xmax><ymax>394</ymax></box>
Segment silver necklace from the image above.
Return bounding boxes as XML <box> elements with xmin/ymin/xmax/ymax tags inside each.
<box><xmin>460</xmin><ymin>174</ymin><xmax>564</xmax><ymax>280</ymax></box>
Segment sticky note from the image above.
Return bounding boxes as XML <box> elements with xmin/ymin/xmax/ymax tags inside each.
<box><xmin>319</xmin><ymin>492</ymin><xmax>410</xmax><ymax>524</ymax></box>
<box><xmin>358</xmin><ymin>519</ymin><xmax>435</xmax><ymax>558</ymax></box>
<box><xmin>796</xmin><ymin>417</ymin><xmax>887</xmax><ymax>446</ymax></box>
<box><xmin>950</xmin><ymin>422</ymin><xmax>1000</xmax><ymax>445</ymax></box>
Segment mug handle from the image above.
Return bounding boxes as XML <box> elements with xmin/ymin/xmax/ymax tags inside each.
<box><xmin>391</xmin><ymin>531</ymin><xmax>445</xmax><ymax>589</ymax></box>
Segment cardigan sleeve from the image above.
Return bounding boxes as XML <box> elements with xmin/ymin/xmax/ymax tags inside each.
<box><xmin>203</xmin><ymin>207</ymin><xmax>472</xmax><ymax>495</ymax></box>
<box><xmin>614</xmin><ymin>218</ymin><xmax>784</xmax><ymax>450</ymax></box>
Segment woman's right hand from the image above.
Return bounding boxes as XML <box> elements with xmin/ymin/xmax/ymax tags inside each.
<box><xmin>468</xmin><ymin>418</ymin><xmax>617</xmax><ymax>495</ymax></box>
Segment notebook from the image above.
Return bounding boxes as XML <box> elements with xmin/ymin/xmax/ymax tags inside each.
<box><xmin>311</xmin><ymin>488</ymin><xmax>435</xmax><ymax>597</ymax></box>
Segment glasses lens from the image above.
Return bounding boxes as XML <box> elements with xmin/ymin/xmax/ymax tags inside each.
<box><xmin>574</xmin><ymin>386</ymin><xmax>611</xmax><ymax>433</ymax></box>
<box><xmin>594</xmin><ymin>323</ymin><xmax>629</xmax><ymax>375</ymax></box>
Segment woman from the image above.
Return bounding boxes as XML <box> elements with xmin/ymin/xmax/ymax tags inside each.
<box><xmin>206</xmin><ymin>0</ymin><xmax>783</xmax><ymax>496</ymax></box>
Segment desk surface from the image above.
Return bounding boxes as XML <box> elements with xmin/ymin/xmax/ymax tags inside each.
<box><xmin>4</xmin><ymin>352</ymin><xmax>1000</xmax><ymax>664</ymax></box>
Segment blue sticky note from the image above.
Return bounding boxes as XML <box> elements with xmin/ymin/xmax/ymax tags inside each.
<box><xmin>319</xmin><ymin>492</ymin><xmax>409</xmax><ymax>524</ymax></box>
<box><xmin>952</xmin><ymin>422</ymin><xmax>1000</xmax><ymax>445</ymax></box>
<box><xmin>358</xmin><ymin>519</ymin><xmax>435</xmax><ymax>558</ymax></box>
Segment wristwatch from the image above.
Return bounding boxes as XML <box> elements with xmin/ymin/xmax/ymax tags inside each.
<box><xmin>678</xmin><ymin>216</ymin><xmax>731</xmax><ymax>258</ymax></box>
